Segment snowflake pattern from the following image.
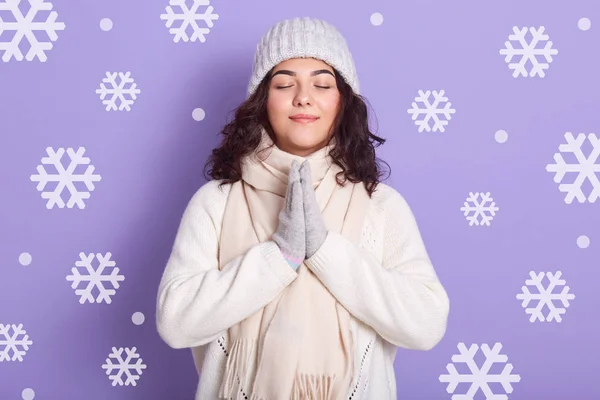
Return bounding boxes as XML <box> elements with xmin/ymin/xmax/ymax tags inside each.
<box><xmin>160</xmin><ymin>0</ymin><xmax>219</xmax><ymax>43</ymax></box>
<box><xmin>407</xmin><ymin>90</ymin><xmax>455</xmax><ymax>132</ymax></box>
<box><xmin>460</xmin><ymin>192</ymin><xmax>499</xmax><ymax>226</ymax></box>
<box><xmin>499</xmin><ymin>26</ymin><xmax>558</xmax><ymax>78</ymax></box>
<box><xmin>0</xmin><ymin>0</ymin><xmax>66</xmax><ymax>62</ymax></box>
<box><xmin>66</xmin><ymin>252</ymin><xmax>125</xmax><ymax>304</ymax></box>
<box><xmin>95</xmin><ymin>72</ymin><xmax>141</xmax><ymax>111</ymax></box>
<box><xmin>546</xmin><ymin>132</ymin><xmax>600</xmax><ymax>204</ymax></box>
<box><xmin>516</xmin><ymin>271</ymin><xmax>575</xmax><ymax>323</ymax></box>
<box><xmin>0</xmin><ymin>323</ymin><xmax>33</xmax><ymax>362</ymax></box>
<box><xmin>30</xmin><ymin>147</ymin><xmax>102</xmax><ymax>209</ymax></box>
<box><xmin>102</xmin><ymin>347</ymin><xmax>147</xmax><ymax>386</ymax></box>
<box><xmin>439</xmin><ymin>343</ymin><xmax>521</xmax><ymax>399</ymax></box>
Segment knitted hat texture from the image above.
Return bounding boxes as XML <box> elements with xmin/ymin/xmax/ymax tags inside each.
<box><xmin>247</xmin><ymin>17</ymin><xmax>359</xmax><ymax>95</ymax></box>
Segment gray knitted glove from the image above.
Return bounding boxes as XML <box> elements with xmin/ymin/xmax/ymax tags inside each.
<box><xmin>272</xmin><ymin>160</ymin><xmax>306</xmax><ymax>270</ymax></box>
<box><xmin>299</xmin><ymin>161</ymin><xmax>328</xmax><ymax>259</ymax></box>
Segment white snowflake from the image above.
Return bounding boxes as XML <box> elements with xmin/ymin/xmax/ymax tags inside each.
<box><xmin>0</xmin><ymin>0</ymin><xmax>65</xmax><ymax>62</ymax></box>
<box><xmin>407</xmin><ymin>90</ymin><xmax>455</xmax><ymax>132</ymax></box>
<box><xmin>0</xmin><ymin>323</ymin><xmax>33</xmax><ymax>362</ymax></box>
<box><xmin>30</xmin><ymin>147</ymin><xmax>102</xmax><ymax>209</ymax></box>
<box><xmin>95</xmin><ymin>71</ymin><xmax>141</xmax><ymax>111</ymax></box>
<box><xmin>516</xmin><ymin>271</ymin><xmax>575</xmax><ymax>323</ymax></box>
<box><xmin>160</xmin><ymin>0</ymin><xmax>219</xmax><ymax>43</ymax></box>
<box><xmin>102</xmin><ymin>346</ymin><xmax>147</xmax><ymax>386</ymax></box>
<box><xmin>460</xmin><ymin>192</ymin><xmax>499</xmax><ymax>226</ymax></box>
<box><xmin>499</xmin><ymin>26</ymin><xmax>558</xmax><ymax>78</ymax></box>
<box><xmin>66</xmin><ymin>252</ymin><xmax>125</xmax><ymax>304</ymax></box>
<box><xmin>546</xmin><ymin>132</ymin><xmax>600</xmax><ymax>204</ymax></box>
<box><xmin>439</xmin><ymin>342</ymin><xmax>521</xmax><ymax>399</ymax></box>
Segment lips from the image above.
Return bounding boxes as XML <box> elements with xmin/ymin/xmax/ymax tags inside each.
<box><xmin>289</xmin><ymin>114</ymin><xmax>319</xmax><ymax>124</ymax></box>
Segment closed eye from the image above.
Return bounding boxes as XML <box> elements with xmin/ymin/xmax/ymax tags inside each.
<box><xmin>274</xmin><ymin>85</ymin><xmax>332</xmax><ymax>89</ymax></box>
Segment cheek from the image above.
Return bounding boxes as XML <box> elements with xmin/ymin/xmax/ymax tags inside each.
<box><xmin>267</xmin><ymin>94</ymin><xmax>289</xmax><ymax>123</ymax></box>
<box><xmin>319</xmin><ymin>93</ymin><xmax>341</xmax><ymax>119</ymax></box>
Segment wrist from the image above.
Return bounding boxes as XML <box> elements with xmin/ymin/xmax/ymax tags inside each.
<box><xmin>306</xmin><ymin>229</ymin><xmax>328</xmax><ymax>259</ymax></box>
<box><xmin>281</xmin><ymin>251</ymin><xmax>304</xmax><ymax>270</ymax></box>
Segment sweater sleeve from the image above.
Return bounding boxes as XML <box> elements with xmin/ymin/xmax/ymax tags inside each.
<box><xmin>156</xmin><ymin>181</ymin><xmax>298</xmax><ymax>349</ymax></box>
<box><xmin>304</xmin><ymin>185</ymin><xmax>449</xmax><ymax>351</ymax></box>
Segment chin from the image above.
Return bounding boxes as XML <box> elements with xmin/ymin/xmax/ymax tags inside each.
<box><xmin>289</xmin><ymin>127</ymin><xmax>327</xmax><ymax>144</ymax></box>
<box><xmin>287</xmin><ymin>136</ymin><xmax>323</xmax><ymax>151</ymax></box>
<box><xmin>273</xmin><ymin>124</ymin><xmax>330</xmax><ymax>155</ymax></box>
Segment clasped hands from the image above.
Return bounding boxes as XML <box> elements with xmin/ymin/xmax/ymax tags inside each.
<box><xmin>272</xmin><ymin>160</ymin><xmax>328</xmax><ymax>271</ymax></box>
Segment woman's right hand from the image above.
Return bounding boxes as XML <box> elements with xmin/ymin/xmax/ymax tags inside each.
<box><xmin>272</xmin><ymin>160</ymin><xmax>306</xmax><ymax>271</ymax></box>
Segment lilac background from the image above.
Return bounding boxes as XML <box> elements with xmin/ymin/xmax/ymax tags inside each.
<box><xmin>1</xmin><ymin>0</ymin><xmax>599</xmax><ymax>399</ymax></box>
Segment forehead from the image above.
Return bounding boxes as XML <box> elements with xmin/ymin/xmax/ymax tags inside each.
<box><xmin>272</xmin><ymin>58</ymin><xmax>334</xmax><ymax>73</ymax></box>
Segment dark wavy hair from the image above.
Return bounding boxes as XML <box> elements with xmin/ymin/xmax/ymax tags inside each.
<box><xmin>203</xmin><ymin>67</ymin><xmax>390</xmax><ymax>197</ymax></box>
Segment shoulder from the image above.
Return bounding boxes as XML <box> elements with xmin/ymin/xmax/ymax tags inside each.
<box><xmin>367</xmin><ymin>182</ymin><xmax>421</xmax><ymax>233</ymax></box>
<box><xmin>369</xmin><ymin>182</ymin><xmax>412</xmax><ymax>213</ymax></box>
<box><xmin>192</xmin><ymin>179</ymin><xmax>232</xmax><ymax>201</ymax></box>
<box><xmin>183</xmin><ymin>179</ymin><xmax>232</xmax><ymax>219</ymax></box>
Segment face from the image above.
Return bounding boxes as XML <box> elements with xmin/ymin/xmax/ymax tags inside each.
<box><xmin>266</xmin><ymin>58</ymin><xmax>341</xmax><ymax>157</ymax></box>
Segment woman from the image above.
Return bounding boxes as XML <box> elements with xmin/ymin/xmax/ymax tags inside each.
<box><xmin>156</xmin><ymin>17</ymin><xmax>450</xmax><ymax>400</ymax></box>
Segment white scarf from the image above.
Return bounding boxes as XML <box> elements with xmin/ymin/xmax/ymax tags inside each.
<box><xmin>218</xmin><ymin>129</ymin><xmax>370</xmax><ymax>400</ymax></box>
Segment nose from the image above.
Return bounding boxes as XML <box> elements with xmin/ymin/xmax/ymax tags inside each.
<box><xmin>293</xmin><ymin>85</ymin><xmax>312</xmax><ymax>107</ymax></box>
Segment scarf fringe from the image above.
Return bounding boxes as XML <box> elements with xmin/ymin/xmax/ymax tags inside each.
<box><xmin>247</xmin><ymin>374</ymin><xmax>336</xmax><ymax>400</ymax></box>
<box><xmin>291</xmin><ymin>373</ymin><xmax>336</xmax><ymax>400</ymax></box>
<box><xmin>219</xmin><ymin>338</ymin><xmax>257</xmax><ymax>400</ymax></box>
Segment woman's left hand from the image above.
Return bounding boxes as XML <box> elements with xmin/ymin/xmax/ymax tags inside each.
<box><xmin>299</xmin><ymin>160</ymin><xmax>328</xmax><ymax>259</ymax></box>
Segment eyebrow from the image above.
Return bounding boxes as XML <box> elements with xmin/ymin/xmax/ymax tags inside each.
<box><xmin>271</xmin><ymin>69</ymin><xmax>335</xmax><ymax>78</ymax></box>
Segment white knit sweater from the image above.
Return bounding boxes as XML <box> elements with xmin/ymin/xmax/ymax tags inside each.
<box><xmin>156</xmin><ymin>179</ymin><xmax>450</xmax><ymax>400</ymax></box>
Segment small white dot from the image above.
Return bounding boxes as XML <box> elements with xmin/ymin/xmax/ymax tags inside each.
<box><xmin>192</xmin><ymin>108</ymin><xmax>206</xmax><ymax>121</ymax></box>
<box><xmin>132</xmin><ymin>312</ymin><xmax>145</xmax><ymax>325</ymax></box>
<box><xmin>100</xmin><ymin>18</ymin><xmax>113</xmax><ymax>32</ymax></box>
<box><xmin>577</xmin><ymin>235</ymin><xmax>590</xmax><ymax>249</ymax></box>
<box><xmin>495</xmin><ymin>129</ymin><xmax>508</xmax><ymax>143</ymax></box>
<box><xmin>578</xmin><ymin>17</ymin><xmax>591</xmax><ymax>31</ymax></box>
<box><xmin>370</xmin><ymin>13</ymin><xmax>384</xmax><ymax>26</ymax></box>
<box><xmin>19</xmin><ymin>252</ymin><xmax>32</xmax><ymax>266</ymax></box>
<box><xmin>22</xmin><ymin>388</ymin><xmax>35</xmax><ymax>400</ymax></box>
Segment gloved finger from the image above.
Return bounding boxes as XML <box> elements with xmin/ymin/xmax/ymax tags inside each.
<box><xmin>284</xmin><ymin>160</ymin><xmax>302</xmax><ymax>213</ymax></box>
<box><xmin>299</xmin><ymin>160</ymin><xmax>310</xmax><ymax>183</ymax></box>
<box><xmin>299</xmin><ymin>161</ymin><xmax>312</xmax><ymax>195</ymax></box>
<box><xmin>289</xmin><ymin>160</ymin><xmax>301</xmax><ymax>182</ymax></box>
<box><xmin>289</xmin><ymin>175</ymin><xmax>304</xmax><ymax>221</ymax></box>
<box><xmin>299</xmin><ymin>162</ymin><xmax>319</xmax><ymax>207</ymax></box>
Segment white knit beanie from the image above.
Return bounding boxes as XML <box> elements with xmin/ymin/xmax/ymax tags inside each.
<box><xmin>247</xmin><ymin>17</ymin><xmax>360</xmax><ymax>96</ymax></box>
